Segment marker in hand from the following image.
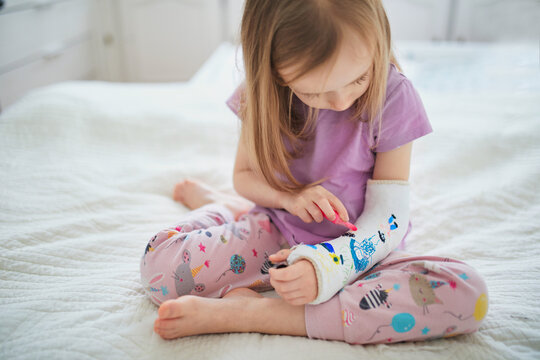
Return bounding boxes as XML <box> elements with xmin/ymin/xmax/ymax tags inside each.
<box><xmin>317</xmin><ymin>205</ymin><xmax>357</xmax><ymax>231</ymax></box>
<box><xmin>270</xmin><ymin>261</ymin><xmax>288</xmax><ymax>269</ymax></box>
<box><xmin>269</xmin><ymin>250</ymin><xmax>290</xmax><ymax>269</ymax></box>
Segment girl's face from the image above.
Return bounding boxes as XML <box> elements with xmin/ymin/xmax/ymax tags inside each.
<box><xmin>278</xmin><ymin>29</ymin><xmax>373</xmax><ymax>112</ymax></box>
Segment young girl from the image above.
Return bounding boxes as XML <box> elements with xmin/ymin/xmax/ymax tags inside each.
<box><xmin>140</xmin><ymin>0</ymin><xmax>488</xmax><ymax>344</ymax></box>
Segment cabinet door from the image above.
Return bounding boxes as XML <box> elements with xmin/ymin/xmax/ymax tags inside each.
<box><xmin>0</xmin><ymin>0</ymin><xmax>97</xmax><ymax>109</ymax></box>
<box><xmin>117</xmin><ymin>0</ymin><xmax>222</xmax><ymax>82</ymax></box>
<box><xmin>453</xmin><ymin>0</ymin><xmax>540</xmax><ymax>41</ymax></box>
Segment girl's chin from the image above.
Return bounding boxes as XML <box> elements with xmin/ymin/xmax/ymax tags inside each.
<box><xmin>319</xmin><ymin>103</ymin><xmax>355</xmax><ymax>112</ymax></box>
<box><xmin>301</xmin><ymin>100</ymin><xmax>357</xmax><ymax>112</ymax></box>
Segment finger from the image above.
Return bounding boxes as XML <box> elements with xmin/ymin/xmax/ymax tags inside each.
<box><xmin>327</xmin><ymin>195</ymin><xmax>349</xmax><ymax>222</ymax></box>
<box><xmin>269</xmin><ymin>274</ymin><xmax>280</xmax><ymax>294</ymax></box>
<box><xmin>308</xmin><ymin>202</ymin><xmax>325</xmax><ymax>223</ymax></box>
<box><xmin>278</xmin><ymin>285</ymin><xmax>305</xmax><ymax>297</ymax></box>
<box><xmin>269</xmin><ymin>277</ymin><xmax>300</xmax><ymax>294</ymax></box>
<box><xmin>269</xmin><ymin>266</ymin><xmax>302</xmax><ymax>282</ymax></box>
<box><xmin>298</xmin><ymin>208</ymin><xmax>313</xmax><ymax>223</ymax></box>
<box><xmin>269</xmin><ymin>249</ymin><xmax>291</xmax><ymax>263</ymax></box>
<box><xmin>270</xmin><ymin>249</ymin><xmax>291</xmax><ymax>259</ymax></box>
<box><xmin>269</xmin><ymin>278</ymin><xmax>290</xmax><ymax>301</ymax></box>
<box><xmin>315</xmin><ymin>200</ymin><xmax>336</xmax><ymax>222</ymax></box>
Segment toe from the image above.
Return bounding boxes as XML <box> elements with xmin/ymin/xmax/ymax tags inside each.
<box><xmin>183</xmin><ymin>178</ymin><xmax>198</xmax><ymax>189</ymax></box>
<box><xmin>156</xmin><ymin>317</ymin><xmax>182</xmax><ymax>331</ymax></box>
<box><xmin>158</xmin><ymin>300</ymin><xmax>180</xmax><ymax>319</ymax></box>
<box><xmin>154</xmin><ymin>321</ymin><xmax>165</xmax><ymax>337</ymax></box>
<box><xmin>157</xmin><ymin>303</ymin><xmax>170</xmax><ymax>319</ymax></box>
<box><xmin>155</xmin><ymin>318</ymin><xmax>185</xmax><ymax>340</ymax></box>
<box><xmin>158</xmin><ymin>296</ymin><xmax>197</xmax><ymax>319</ymax></box>
<box><xmin>173</xmin><ymin>182</ymin><xmax>186</xmax><ymax>202</ymax></box>
<box><xmin>155</xmin><ymin>326</ymin><xmax>173</xmax><ymax>340</ymax></box>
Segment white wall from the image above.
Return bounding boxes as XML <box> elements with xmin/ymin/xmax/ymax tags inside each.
<box><xmin>222</xmin><ymin>0</ymin><xmax>540</xmax><ymax>43</ymax></box>
<box><xmin>383</xmin><ymin>0</ymin><xmax>540</xmax><ymax>42</ymax></box>
<box><xmin>124</xmin><ymin>0</ymin><xmax>538</xmax><ymax>80</ymax></box>
<box><xmin>1</xmin><ymin>0</ymin><xmax>539</xmax><ymax>108</ymax></box>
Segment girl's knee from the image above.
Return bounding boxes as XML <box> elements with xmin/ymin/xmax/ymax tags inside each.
<box><xmin>405</xmin><ymin>258</ymin><xmax>489</xmax><ymax>329</ymax></box>
<box><xmin>139</xmin><ymin>229</ymin><xmax>192</xmax><ymax>306</ymax></box>
<box><xmin>343</xmin><ymin>259</ymin><xmax>489</xmax><ymax>343</ymax></box>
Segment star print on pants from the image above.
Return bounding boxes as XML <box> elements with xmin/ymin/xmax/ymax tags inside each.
<box><xmin>198</xmin><ymin>242</ymin><xmax>206</xmax><ymax>252</ymax></box>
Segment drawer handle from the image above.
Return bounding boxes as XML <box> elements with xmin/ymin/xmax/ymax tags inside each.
<box><xmin>33</xmin><ymin>0</ymin><xmax>54</xmax><ymax>10</ymax></box>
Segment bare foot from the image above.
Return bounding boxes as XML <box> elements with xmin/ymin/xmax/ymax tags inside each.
<box><xmin>154</xmin><ymin>295</ymin><xmax>250</xmax><ymax>339</ymax></box>
<box><xmin>173</xmin><ymin>178</ymin><xmax>254</xmax><ymax>220</ymax></box>
<box><xmin>154</xmin><ymin>293</ymin><xmax>307</xmax><ymax>340</ymax></box>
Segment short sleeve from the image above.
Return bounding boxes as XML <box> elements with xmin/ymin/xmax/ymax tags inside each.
<box><xmin>226</xmin><ymin>82</ymin><xmax>246</xmax><ymax>118</ymax></box>
<box><xmin>372</xmin><ymin>75</ymin><xmax>433</xmax><ymax>153</ymax></box>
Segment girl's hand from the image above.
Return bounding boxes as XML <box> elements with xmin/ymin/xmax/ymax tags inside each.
<box><xmin>268</xmin><ymin>249</ymin><xmax>317</xmax><ymax>305</ymax></box>
<box><xmin>280</xmin><ymin>185</ymin><xmax>349</xmax><ymax>224</ymax></box>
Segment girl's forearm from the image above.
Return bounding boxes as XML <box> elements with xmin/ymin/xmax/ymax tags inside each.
<box><xmin>233</xmin><ymin>170</ymin><xmax>287</xmax><ymax>209</ymax></box>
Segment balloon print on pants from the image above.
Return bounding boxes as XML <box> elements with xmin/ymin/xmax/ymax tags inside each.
<box><xmin>366</xmin><ymin>312</ymin><xmax>416</xmax><ymax>342</ymax></box>
<box><xmin>216</xmin><ymin>254</ymin><xmax>246</xmax><ymax>282</ymax></box>
<box><xmin>444</xmin><ymin>293</ymin><xmax>488</xmax><ymax>322</ymax></box>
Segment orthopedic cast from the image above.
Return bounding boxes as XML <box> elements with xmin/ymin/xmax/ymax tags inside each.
<box><xmin>287</xmin><ymin>179</ymin><xmax>410</xmax><ymax>304</ymax></box>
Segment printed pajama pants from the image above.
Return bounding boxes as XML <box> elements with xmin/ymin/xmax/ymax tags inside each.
<box><xmin>140</xmin><ymin>204</ymin><xmax>488</xmax><ymax>344</ymax></box>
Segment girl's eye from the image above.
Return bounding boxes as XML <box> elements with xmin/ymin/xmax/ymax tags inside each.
<box><xmin>354</xmin><ymin>75</ymin><xmax>368</xmax><ymax>85</ymax></box>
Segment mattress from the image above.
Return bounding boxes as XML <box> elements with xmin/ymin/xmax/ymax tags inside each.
<box><xmin>1</xmin><ymin>41</ymin><xmax>539</xmax><ymax>359</ymax></box>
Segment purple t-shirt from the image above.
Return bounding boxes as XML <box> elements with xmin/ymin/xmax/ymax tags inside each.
<box><xmin>226</xmin><ymin>63</ymin><xmax>432</xmax><ymax>248</ymax></box>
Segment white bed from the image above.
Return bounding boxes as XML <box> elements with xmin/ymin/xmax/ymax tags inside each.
<box><xmin>1</xmin><ymin>41</ymin><xmax>539</xmax><ymax>359</ymax></box>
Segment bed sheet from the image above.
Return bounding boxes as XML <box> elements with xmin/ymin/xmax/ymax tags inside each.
<box><xmin>1</xmin><ymin>42</ymin><xmax>539</xmax><ymax>359</ymax></box>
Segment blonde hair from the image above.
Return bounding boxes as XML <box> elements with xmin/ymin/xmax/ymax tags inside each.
<box><xmin>239</xmin><ymin>0</ymin><xmax>400</xmax><ymax>193</ymax></box>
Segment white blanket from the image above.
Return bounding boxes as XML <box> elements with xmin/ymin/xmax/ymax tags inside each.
<box><xmin>1</xmin><ymin>42</ymin><xmax>539</xmax><ymax>359</ymax></box>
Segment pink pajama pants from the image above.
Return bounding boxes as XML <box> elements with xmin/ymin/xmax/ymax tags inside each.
<box><xmin>140</xmin><ymin>204</ymin><xmax>488</xmax><ymax>344</ymax></box>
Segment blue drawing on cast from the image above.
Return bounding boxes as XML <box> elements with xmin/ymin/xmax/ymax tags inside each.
<box><xmin>360</xmin><ymin>239</ymin><xmax>376</xmax><ymax>256</ymax></box>
<box><xmin>350</xmin><ymin>235</ymin><xmax>376</xmax><ymax>273</ymax></box>
<box><xmin>320</xmin><ymin>242</ymin><xmax>335</xmax><ymax>253</ymax></box>
<box><xmin>388</xmin><ymin>214</ymin><xmax>398</xmax><ymax>230</ymax></box>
